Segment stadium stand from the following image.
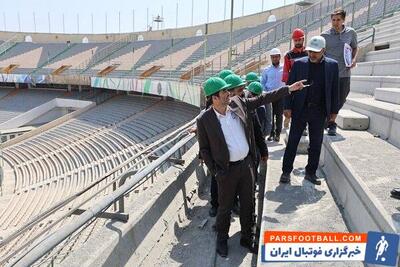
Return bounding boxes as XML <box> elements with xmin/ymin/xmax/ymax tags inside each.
<box><xmin>0</xmin><ymin>89</ymin><xmax>65</xmax><ymax>124</ymax></box>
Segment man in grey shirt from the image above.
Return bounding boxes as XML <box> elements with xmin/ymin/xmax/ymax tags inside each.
<box><xmin>321</xmin><ymin>8</ymin><xmax>358</xmax><ymax>136</ymax></box>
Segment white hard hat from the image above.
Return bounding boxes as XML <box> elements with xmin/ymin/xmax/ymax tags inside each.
<box><xmin>305</xmin><ymin>36</ymin><xmax>326</xmax><ymax>52</ymax></box>
<box><xmin>270</xmin><ymin>48</ymin><xmax>281</xmax><ymax>56</ymax></box>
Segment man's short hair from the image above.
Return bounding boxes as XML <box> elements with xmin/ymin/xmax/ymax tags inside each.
<box><xmin>331</xmin><ymin>8</ymin><xmax>346</xmax><ymax>19</ymax></box>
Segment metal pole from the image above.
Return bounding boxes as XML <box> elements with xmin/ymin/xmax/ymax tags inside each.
<box><xmin>133</xmin><ymin>9</ymin><xmax>135</xmax><ymax>32</ymax></box>
<box><xmin>119</xmin><ymin>11</ymin><xmax>121</xmax><ymax>33</ymax></box>
<box><xmin>77</xmin><ymin>14</ymin><xmax>79</xmax><ymax>33</ymax></box>
<box><xmin>204</xmin><ymin>25</ymin><xmax>208</xmax><ymax>81</ymax></box>
<box><xmin>146</xmin><ymin>8</ymin><xmax>149</xmax><ymax>30</ymax></box>
<box><xmin>48</xmin><ymin>12</ymin><xmax>51</xmax><ymax>33</ymax></box>
<box><xmin>191</xmin><ymin>0</ymin><xmax>194</xmax><ymax>26</ymax></box>
<box><xmin>18</xmin><ymin>12</ymin><xmax>21</xmax><ymax>32</ymax></box>
<box><xmin>367</xmin><ymin>0</ymin><xmax>371</xmax><ymax>24</ymax></box>
<box><xmin>161</xmin><ymin>6</ymin><xmax>164</xmax><ymax>29</ymax></box>
<box><xmin>62</xmin><ymin>13</ymin><xmax>65</xmax><ymax>33</ymax></box>
<box><xmin>242</xmin><ymin>0</ymin><xmax>245</xmax><ymax>17</ymax></box>
<box><xmin>105</xmin><ymin>12</ymin><xmax>108</xmax><ymax>33</ymax></box>
<box><xmin>383</xmin><ymin>0</ymin><xmax>387</xmax><ymax>18</ymax></box>
<box><xmin>132</xmin><ymin>47</ymin><xmax>135</xmax><ymax>77</ymax></box>
<box><xmin>3</xmin><ymin>13</ymin><xmax>5</xmax><ymax>31</ymax></box>
<box><xmin>91</xmin><ymin>13</ymin><xmax>94</xmax><ymax>34</ymax></box>
<box><xmin>228</xmin><ymin>0</ymin><xmax>234</xmax><ymax>69</ymax></box>
<box><xmin>262</xmin><ymin>0</ymin><xmax>264</xmax><ymax>12</ymax></box>
<box><xmin>351</xmin><ymin>2</ymin><xmax>355</xmax><ymax>28</ymax></box>
<box><xmin>207</xmin><ymin>0</ymin><xmax>210</xmax><ymax>23</ymax></box>
<box><xmin>176</xmin><ymin>3</ymin><xmax>178</xmax><ymax>28</ymax></box>
<box><xmin>224</xmin><ymin>0</ymin><xmax>227</xmax><ymax>20</ymax></box>
<box><xmin>33</xmin><ymin>12</ymin><xmax>36</xmax><ymax>32</ymax></box>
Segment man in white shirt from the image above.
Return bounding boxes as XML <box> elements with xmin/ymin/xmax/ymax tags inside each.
<box><xmin>197</xmin><ymin>76</ymin><xmax>305</xmax><ymax>257</ymax></box>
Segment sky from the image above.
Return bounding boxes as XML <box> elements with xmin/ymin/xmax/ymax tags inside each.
<box><xmin>1</xmin><ymin>0</ymin><xmax>298</xmax><ymax>34</ymax></box>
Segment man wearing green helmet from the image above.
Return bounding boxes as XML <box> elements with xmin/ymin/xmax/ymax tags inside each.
<box><xmin>197</xmin><ymin>76</ymin><xmax>305</xmax><ymax>257</ymax></box>
<box><xmin>218</xmin><ymin>69</ymin><xmax>235</xmax><ymax>80</ymax></box>
<box><xmin>245</xmin><ymin>72</ymin><xmax>261</xmax><ymax>84</ymax></box>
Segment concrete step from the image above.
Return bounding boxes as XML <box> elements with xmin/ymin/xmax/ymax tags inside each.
<box><xmin>353</xmin><ymin>59</ymin><xmax>400</xmax><ymax>76</ymax></box>
<box><xmin>374</xmin><ymin>37</ymin><xmax>400</xmax><ymax>49</ymax></box>
<box><xmin>336</xmin><ymin>109</ymin><xmax>369</xmax><ymax>130</ymax></box>
<box><xmin>258</xmin><ymin>136</ymin><xmax>361</xmax><ymax>266</ymax></box>
<box><xmin>322</xmin><ymin>130</ymin><xmax>400</xmax><ymax>238</ymax></box>
<box><xmin>351</xmin><ymin>75</ymin><xmax>400</xmax><ymax>95</ymax></box>
<box><xmin>365</xmin><ymin>46</ymin><xmax>400</xmax><ymax>61</ymax></box>
<box><xmin>374</xmin><ymin>87</ymin><xmax>400</xmax><ymax>104</ymax></box>
<box><xmin>358</xmin><ymin>21</ymin><xmax>400</xmax><ymax>41</ymax></box>
<box><xmin>345</xmin><ymin>95</ymin><xmax>400</xmax><ymax>148</ymax></box>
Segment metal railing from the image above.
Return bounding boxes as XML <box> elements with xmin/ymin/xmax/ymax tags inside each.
<box><xmin>29</xmin><ymin>43</ymin><xmax>78</xmax><ymax>75</ymax></box>
<box><xmin>73</xmin><ymin>34</ymin><xmax>136</xmax><ymax>75</ymax></box>
<box><xmin>185</xmin><ymin>0</ymin><xmax>400</xmax><ymax>83</ymax></box>
<box><xmin>1</xmin><ymin>117</ymin><xmax>197</xmax><ymax>266</ymax></box>
<box><xmin>0</xmin><ymin>34</ymin><xmax>22</xmax><ymax>57</ymax></box>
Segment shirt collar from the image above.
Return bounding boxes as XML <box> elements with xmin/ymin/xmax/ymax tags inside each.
<box><xmin>213</xmin><ymin>106</ymin><xmax>231</xmax><ymax>118</ymax></box>
<box><xmin>331</xmin><ymin>25</ymin><xmax>346</xmax><ymax>34</ymax></box>
<box><xmin>308</xmin><ymin>55</ymin><xmax>325</xmax><ymax>64</ymax></box>
<box><xmin>268</xmin><ymin>64</ymin><xmax>282</xmax><ymax>69</ymax></box>
<box><xmin>292</xmin><ymin>46</ymin><xmax>305</xmax><ymax>53</ymax></box>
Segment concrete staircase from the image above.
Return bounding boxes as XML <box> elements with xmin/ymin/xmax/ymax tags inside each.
<box><xmin>259</xmin><ymin>10</ymin><xmax>400</xmax><ymax>266</ymax></box>
<box><xmin>323</xmin><ymin>10</ymin><xmax>400</xmax><ymax>240</ymax></box>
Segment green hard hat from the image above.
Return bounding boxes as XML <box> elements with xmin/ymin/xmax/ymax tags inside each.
<box><xmin>203</xmin><ymin>77</ymin><xmax>231</xmax><ymax>97</ymax></box>
<box><xmin>218</xmin><ymin>69</ymin><xmax>234</xmax><ymax>80</ymax></box>
<box><xmin>247</xmin><ymin>81</ymin><xmax>263</xmax><ymax>95</ymax></box>
<box><xmin>245</xmin><ymin>72</ymin><xmax>260</xmax><ymax>82</ymax></box>
<box><xmin>224</xmin><ymin>74</ymin><xmax>246</xmax><ymax>90</ymax></box>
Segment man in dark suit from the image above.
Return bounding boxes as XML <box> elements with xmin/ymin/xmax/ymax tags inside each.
<box><xmin>197</xmin><ymin>76</ymin><xmax>305</xmax><ymax>257</ymax></box>
<box><xmin>280</xmin><ymin>36</ymin><xmax>340</xmax><ymax>185</ymax></box>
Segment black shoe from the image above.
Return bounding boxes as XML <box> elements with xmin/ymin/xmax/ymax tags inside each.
<box><xmin>267</xmin><ymin>135</ymin><xmax>274</xmax><ymax>141</ymax></box>
<box><xmin>209</xmin><ymin>206</ymin><xmax>218</xmax><ymax>217</ymax></box>
<box><xmin>304</xmin><ymin>173</ymin><xmax>322</xmax><ymax>185</ymax></box>
<box><xmin>240</xmin><ymin>237</ymin><xmax>258</xmax><ymax>254</ymax></box>
<box><xmin>274</xmin><ymin>134</ymin><xmax>280</xmax><ymax>142</ymax></box>
<box><xmin>328</xmin><ymin>123</ymin><xmax>337</xmax><ymax>136</ymax></box>
<box><xmin>216</xmin><ymin>239</ymin><xmax>228</xmax><ymax>257</ymax></box>
<box><xmin>279</xmin><ymin>172</ymin><xmax>291</xmax><ymax>183</ymax></box>
<box><xmin>391</xmin><ymin>188</ymin><xmax>400</xmax><ymax>199</ymax></box>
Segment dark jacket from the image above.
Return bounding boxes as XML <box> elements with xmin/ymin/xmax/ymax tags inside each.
<box><xmin>284</xmin><ymin>56</ymin><xmax>339</xmax><ymax>118</ymax></box>
<box><xmin>197</xmin><ymin>86</ymin><xmax>289</xmax><ymax>177</ymax></box>
<box><xmin>252</xmin><ymin>111</ymin><xmax>268</xmax><ymax>158</ymax></box>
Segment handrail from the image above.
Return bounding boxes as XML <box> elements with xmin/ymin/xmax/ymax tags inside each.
<box><xmin>0</xmin><ymin>34</ymin><xmax>22</xmax><ymax>57</ymax></box>
<box><xmin>187</xmin><ymin>0</ymin><xmax>327</xmax><ymax>76</ymax></box>
<box><xmin>29</xmin><ymin>43</ymin><xmax>78</xmax><ymax>75</ymax></box>
<box><xmin>359</xmin><ymin>26</ymin><xmax>376</xmax><ymax>44</ymax></box>
<box><xmin>74</xmin><ymin>34</ymin><xmax>135</xmax><ymax>74</ymax></box>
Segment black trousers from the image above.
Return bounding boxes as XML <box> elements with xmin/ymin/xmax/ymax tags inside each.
<box><xmin>210</xmin><ymin>175</ymin><xmax>218</xmax><ymax>208</ymax></box>
<box><xmin>210</xmin><ymin>175</ymin><xmax>239</xmax><ymax>208</ymax></box>
<box><xmin>328</xmin><ymin>77</ymin><xmax>351</xmax><ymax>126</ymax></box>
<box><xmin>282</xmin><ymin>106</ymin><xmax>326</xmax><ymax>175</ymax></box>
<box><xmin>216</xmin><ymin>156</ymin><xmax>255</xmax><ymax>241</ymax></box>
<box><xmin>339</xmin><ymin>77</ymin><xmax>351</xmax><ymax>110</ymax></box>
<box><xmin>271</xmin><ymin>99</ymin><xmax>283</xmax><ymax>136</ymax></box>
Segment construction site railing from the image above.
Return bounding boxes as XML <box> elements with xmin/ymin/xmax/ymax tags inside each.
<box><xmin>4</xmin><ymin>118</ymin><xmax>197</xmax><ymax>266</ymax></box>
